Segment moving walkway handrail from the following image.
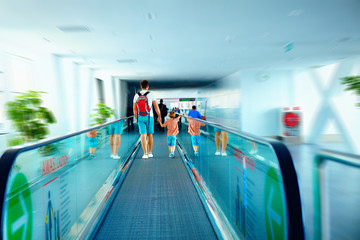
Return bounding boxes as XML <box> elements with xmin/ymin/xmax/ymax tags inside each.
<box><xmin>185</xmin><ymin>116</ymin><xmax>305</xmax><ymax>239</ymax></box>
<box><xmin>316</xmin><ymin>149</ymin><xmax>360</xmax><ymax>167</ymax></box>
<box><xmin>187</xmin><ymin>116</ymin><xmax>283</xmax><ymax>146</ymax></box>
<box><xmin>0</xmin><ymin>116</ymin><xmax>133</xmax><ymax>239</ymax></box>
<box><xmin>314</xmin><ymin>149</ymin><xmax>360</xmax><ymax>240</ymax></box>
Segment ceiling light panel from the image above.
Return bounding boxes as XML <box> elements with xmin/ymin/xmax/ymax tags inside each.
<box><xmin>117</xmin><ymin>59</ymin><xmax>138</xmax><ymax>63</ymax></box>
<box><xmin>146</xmin><ymin>13</ymin><xmax>156</xmax><ymax>20</ymax></box>
<box><xmin>57</xmin><ymin>25</ymin><xmax>92</xmax><ymax>33</ymax></box>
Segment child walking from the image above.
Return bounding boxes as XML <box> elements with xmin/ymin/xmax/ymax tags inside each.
<box><xmin>86</xmin><ymin>129</ymin><xmax>98</xmax><ymax>158</ymax></box>
<box><xmin>158</xmin><ymin>111</ymin><xmax>184</xmax><ymax>157</ymax></box>
<box><xmin>186</xmin><ymin>116</ymin><xmax>206</xmax><ymax>157</ymax></box>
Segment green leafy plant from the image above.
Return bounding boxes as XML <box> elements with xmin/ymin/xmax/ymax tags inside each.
<box><xmin>90</xmin><ymin>103</ymin><xmax>115</xmax><ymax>125</ymax></box>
<box><xmin>5</xmin><ymin>90</ymin><xmax>56</xmax><ymax>146</ymax></box>
<box><xmin>341</xmin><ymin>76</ymin><xmax>360</xmax><ymax>107</ymax></box>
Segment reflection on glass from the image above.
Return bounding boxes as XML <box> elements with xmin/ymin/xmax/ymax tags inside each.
<box><xmin>185</xmin><ymin>116</ymin><xmax>206</xmax><ymax>157</ymax></box>
<box><xmin>108</xmin><ymin>119</ymin><xmax>125</xmax><ymax>159</ymax></box>
<box><xmin>2</xmin><ymin>117</ymin><xmax>138</xmax><ymax>240</ymax></box>
<box><xmin>214</xmin><ymin>128</ymin><xmax>228</xmax><ymax>156</ymax></box>
<box><xmin>178</xmin><ymin>118</ymin><xmax>288</xmax><ymax>239</ymax></box>
<box><xmin>87</xmin><ymin>129</ymin><xmax>98</xmax><ymax>157</ymax></box>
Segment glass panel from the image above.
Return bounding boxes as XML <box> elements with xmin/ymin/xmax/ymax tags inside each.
<box><xmin>321</xmin><ymin>160</ymin><xmax>360</xmax><ymax>239</ymax></box>
<box><xmin>2</xmin><ymin>118</ymin><xmax>138</xmax><ymax>240</ymax></box>
<box><xmin>177</xmin><ymin>118</ymin><xmax>288</xmax><ymax>239</ymax></box>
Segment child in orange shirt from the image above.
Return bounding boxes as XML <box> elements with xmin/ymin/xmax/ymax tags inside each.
<box><xmin>186</xmin><ymin>116</ymin><xmax>206</xmax><ymax>157</ymax></box>
<box><xmin>158</xmin><ymin>111</ymin><xmax>184</xmax><ymax>157</ymax></box>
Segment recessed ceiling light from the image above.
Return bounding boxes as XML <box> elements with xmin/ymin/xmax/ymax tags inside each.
<box><xmin>289</xmin><ymin>57</ymin><xmax>302</xmax><ymax>62</ymax></box>
<box><xmin>136</xmin><ymin>72</ymin><xmax>152</xmax><ymax>76</ymax></box>
<box><xmin>146</xmin><ymin>13</ymin><xmax>156</xmax><ymax>20</ymax></box>
<box><xmin>288</xmin><ymin>9</ymin><xmax>303</xmax><ymax>17</ymax></box>
<box><xmin>225</xmin><ymin>36</ymin><xmax>234</xmax><ymax>42</ymax></box>
<box><xmin>336</xmin><ymin>37</ymin><xmax>353</xmax><ymax>43</ymax></box>
<box><xmin>117</xmin><ymin>59</ymin><xmax>138</xmax><ymax>63</ymax></box>
<box><xmin>57</xmin><ymin>25</ymin><xmax>92</xmax><ymax>33</ymax></box>
<box><xmin>260</xmin><ymin>32</ymin><xmax>271</xmax><ymax>38</ymax></box>
<box><xmin>310</xmin><ymin>65</ymin><xmax>325</xmax><ymax>69</ymax></box>
<box><xmin>42</xmin><ymin>37</ymin><xmax>51</xmax><ymax>43</ymax></box>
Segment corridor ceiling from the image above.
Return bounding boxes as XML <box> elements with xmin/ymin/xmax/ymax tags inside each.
<box><xmin>0</xmin><ymin>0</ymin><xmax>359</xmax><ymax>81</ymax></box>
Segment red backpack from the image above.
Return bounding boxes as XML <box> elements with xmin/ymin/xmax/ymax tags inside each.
<box><xmin>136</xmin><ymin>92</ymin><xmax>151</xmax><ymax>116</ymax></box>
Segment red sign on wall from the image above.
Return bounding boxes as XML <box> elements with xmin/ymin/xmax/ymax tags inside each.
<box><xmin>283</xmin><ymin>112</ymin><xmax>300</xmax><ymax>127</ymax></box>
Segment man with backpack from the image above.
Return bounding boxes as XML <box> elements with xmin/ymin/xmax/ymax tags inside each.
<box><xmin>133</xmin><ymin>80</ymin><xmax>162</xmax><ymax>159</ymax></box>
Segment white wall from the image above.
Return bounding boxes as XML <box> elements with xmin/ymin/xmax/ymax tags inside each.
<box><xmin>293</xmin><ymin>57</ymin><xmax>360</xmax><ymax>153</ymax></box>
<box><xmin>0</xmin><ymin>47</ymin><xmax>98</xmax><ymax>153</ymax></box>
<box><xmin>208</xmin><ymin>56</ymin><xmax>360</xmax><ymax>153</ymax></box>
<box><xmin>199</xmin><ymin>69</ymin><xmax>293</xmax><ymax>136</ymax></box>
<box><xmin>240</xmin><ymin>70</ymin><xmax>293</xmax><ymax>136</ymax></box>
<box><xmin>196</xmin><ymin>72</ymin><xmax>242</xmax><ymax>129</ymax></box>
<box><xmin>152</xmin><ymin>88</ymin><xmax>200</xmax><ymax>100</ymax></box>
<box><xmin>119</xmin><ymin>80</ymin><xmax>128</xmax><ymax>118</ymax></box>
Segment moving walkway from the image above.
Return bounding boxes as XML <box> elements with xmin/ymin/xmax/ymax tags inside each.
<box><xmin>0</xmin><ymin>116</ymin><xmax>304</xmax><ymax>240</ymax></box>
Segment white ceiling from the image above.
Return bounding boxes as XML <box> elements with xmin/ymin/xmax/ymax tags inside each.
<box><xmin>0</xmin><ymin>0</ymin><xmax>359</xmax><ymax>81</ymax></box>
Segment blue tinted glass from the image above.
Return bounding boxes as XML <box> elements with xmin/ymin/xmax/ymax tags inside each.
<box><xmin>178</xmin><ymin>118</ymin><xmax>288</xmax><ymax>239</ymax></box>
<box><xmin>2</xmin><ymin>118</ymin><xmax>138</xmax><ymax>240</ymax></box>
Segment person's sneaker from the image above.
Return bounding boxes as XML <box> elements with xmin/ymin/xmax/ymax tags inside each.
<box><xmin>172</xmin><ymin>152</ymin><xmax>175</xmax><ymax>158</ymax></box>
<box><xmin>221</xmin><ymin>152</ymin><xmax>228</xmax><ymax>157</ymax></box>
<box><xmin>89</xmin><ymin>154</ymin><xmax>93</xmax><ymax>158</ymax></box>
<box><xmin>92</xmin><ymin>154</ymin><xmax>96</xmax><ymax>158</ymax></box>
<box><xmin>110</xmin><ymin>154</ymin><xmax>114</xmax><ymax>158</ymax></box>
<box><xmin>215</xmin><ymin>151</ymin><xmax>221</xmax><ymax>155</ymax></box>
<box><xmin>113</xmin><ymin>155</ymin><xmax>120</xmax><ymax>159</ymax></box>
<box><xmin>194</xmin><ymin>151</ymin><xmax>199</xmax><ymax>157</ymax></box>
<box><xmin>169</xmin><ymin>153</ymin><xmax>172</xmax><ymax>158</ymax></box>
<box><xmin>148</xmin><ymin>153</ymin><xmax>154</xmax><ymax>158</ymax></box>
<box><xmin>142</xmin><ymin>154</ymin><xmax>148</xmax><ymax>159</ymax></box>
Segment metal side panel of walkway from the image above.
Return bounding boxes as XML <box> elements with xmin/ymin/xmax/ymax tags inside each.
<box><xmin>93</xmin><ymin>133</ymin><xmax>218</xmax><ymax>240</ymax></box>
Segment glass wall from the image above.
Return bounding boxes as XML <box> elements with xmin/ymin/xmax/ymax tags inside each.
<box><xmin>0</xmin><ymin>117</ymin><xmax>138</xmax><ymax>240</ymax></box>
<box><xmin>177</xmin><ymin>117</ymin><xmax>303</xmax><ymax>239</ymax></box>
<box><xmin>314</xmin><ymin>150</ymin><xmax>360</xmax><ymax>240</ymax></box>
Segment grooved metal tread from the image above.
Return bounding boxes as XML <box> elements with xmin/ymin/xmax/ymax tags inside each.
<box><xmin>94</xmin><ymin>133</ymin><xmax>217</xmax><ymax>239</ymax></box>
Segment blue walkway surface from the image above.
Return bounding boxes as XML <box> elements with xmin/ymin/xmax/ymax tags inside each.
<box><xmin>94</xmin><ymin>132</ymin><xmax>217</xmax><ymax>239</ymax></box>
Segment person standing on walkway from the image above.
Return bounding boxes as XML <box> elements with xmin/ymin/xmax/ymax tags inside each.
<box><xmin>158</xmin><ymin>99</ymin><xmax>168</xmax><ymax>132</ymax></box>
<box><xmin>133</xmin><ymin>80</ymin><xmax>162</xmax><ymax>158</ymax></box>
<box><xmin>158</xmin><ymin>111</ymin><xmax>184</xmax><ymax>157</ymax></box>
<box><xmin>188</xmin><ymin>105</ymin><xmax>202</xmax><ymax>119</ymax></box>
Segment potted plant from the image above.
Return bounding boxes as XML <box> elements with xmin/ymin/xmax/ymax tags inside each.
<box><xmin>89</xmin><ymin>103</ymin><xmax>115</xmax><ymax>145</ymax></box>
<box><xmin>341</xmin><ymin>76</ymin><xmax>360</xmax><ymax>107</ymax></box>
<box><xmin>5</xmin><ymin>90</ymin><xmax>56</xmax><ymax>146</ymax></box>
<box><xmin>90</xmin><ymin>103</ymin><xmax>115</xmax><ymax>125</ymax></box>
